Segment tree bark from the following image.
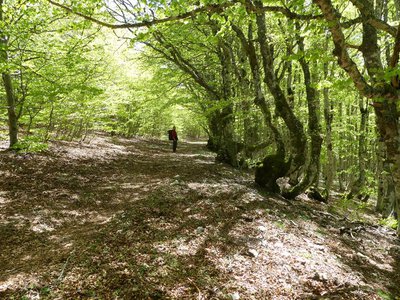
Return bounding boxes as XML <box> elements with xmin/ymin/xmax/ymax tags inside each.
<box><xmin>373</xmin><ymin>101</ymin><xmax>400</xmax><ymax>220</ymax></box>
<box><xmin>313</xmin><ymin>0</ymin><xmax>400</xmax><ymax>234</ymax></box>
<box><xmin>214</xmin><ymin>35</ymin><xmax>239</xmax><ymax>166</ymax></box>
<box><xmin>348</xmin><ymin>97</ymin><xmax>369</xmax><ymax>200</ymax></box>
<box><xmin>253</xmin><ymin>0</ymin><xmax>307</xmax><ymax>181</ymax></box>
<box><xmin>376</xmin><ymin>141</ymin><xmax>396</xmax><ymax>216</ymax></box>
<box><xmin>323</xmin><ymin>59</ymin><xmax>335</xmax><ymax>200</ymax></box>
<box><xmin>2</xmin><ymin>73</ymin><xmax>18</xmax><ymax>147</ymax></box>
<box><xmin>232</xmin><ymin>22</ymin><xmax>288</xmax><ymax>190</ymax></box>
<box><xmin>282</xmin><ymin>22</ymin><xmax>323</xmax><ymax>198</ymax></box>
<box><xmin>0</xmin><ymin>0</ymin><xmax>18</xmax><ymax>148</ymax></box>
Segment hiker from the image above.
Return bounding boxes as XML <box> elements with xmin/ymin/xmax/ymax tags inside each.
<box><xmin>169</xmin><ymin>126</ymin><xmax>178</xmax><ymax>152</ymax></box>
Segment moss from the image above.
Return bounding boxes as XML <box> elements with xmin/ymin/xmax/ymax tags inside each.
<box><xmin>255</xmin><ymin>154</ymin><xmax>289</xmax><ymax>192</ymax></box>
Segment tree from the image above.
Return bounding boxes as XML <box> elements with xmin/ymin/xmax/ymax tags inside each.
<box><xmin>45</xmin><ymin>0</ymin><xmax>399</xmax><ymax>233</ymax></box>
<box><xmin>312</xmin><ymin>0</ymin><xmax>400</xmax><ymax>233</ymax></box>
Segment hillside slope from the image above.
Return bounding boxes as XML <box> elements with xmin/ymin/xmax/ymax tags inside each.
<box><xmin>0</xmin><ymin>135</ymin><xmax>399</xmax><ymax>299</ymax></box>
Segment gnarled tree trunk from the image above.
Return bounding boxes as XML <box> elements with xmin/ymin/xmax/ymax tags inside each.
<box><xmin>232</xmin><ymin>21</ymin><xmax>288</xmax><ymax>191</ymax></box>
<box><xmin>313</xmin><ymin>0</ymin><xmax>400</xmax><ymax>233</ymax></box>
<box><xmin>282</xmin><ymin>22</ymin><xmax>323</xmax><ymax>198</ymax></box>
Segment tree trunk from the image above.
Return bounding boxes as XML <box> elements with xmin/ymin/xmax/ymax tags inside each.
<box><xmin>232</xmin><ymin>22</ymin><xmax>288</xmax><ymax>190</ymax></box>
<box><xmin>242</xmin><ymin>101</ymin><xmax>259</xmax><ymax>159</ymax></box>
<box><xmin>0</xmin><ymin>0</ymin><xmax>18</xmax><ymax>148</ymax></box>
<box><xmin>214</xmin><ymin>37</ymin><xmax>239</xmax><ymax>166</ymax></box>
<box><xmin>376</xmin><ymin>141</ymin><xmax>396</xmax><ymax>216</ymax></box>
<box><xmin>373</xmin><ymin>101</ymin><xmax>400</xmax><ymax>226</ymax></box>
<box><xmin>2</xmin><ymin>73</ymin><xmax>18</xmax><ymax>147</ymax></box>
<box><xmin>254</xmin><ymin>0</ymin><xmax>307</xmax><ymax>182</ymax></box>
<box><xmin>323</xmin><ymin>60</ymin><xmax>335</xmax><ymax>200</ymax></box>
<box><xmin>348</xmin><ymin>97</ymin><xmax>369</xmax><ymax>200</ymax></box>
<box><xmin>395</xmin><ymin>0</ymin><xmax>400</xmax><ymax>20</ymax></box>
<box><xmin>207</xmin><ymin>107</ymin><xmax>239</xmax><ymax>166</ymax></box>
<box><xmin>282</xmin><ymin>23</ymin><xmax>323</xmax><ymax>198</ymax></box>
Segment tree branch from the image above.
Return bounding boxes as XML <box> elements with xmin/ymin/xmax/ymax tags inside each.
<box><xmin>313</xmin><ymin>0</ymin><xmax>374</xmax><ymax>98</ymax></box>
<box><xmin>48</xmin><ymin>0</ymin><xmax>232</xmax><ymax>29</ymax></box>
<box><xmin>49</xmin><ymin>0</ymin><xmax>325</xmax><ymax>30</ymax></box>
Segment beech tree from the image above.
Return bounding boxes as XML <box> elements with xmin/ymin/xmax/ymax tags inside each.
<box><xmin>3</xmin><ymin>0</ymin><xmax>393</xmax><ymax>232</ymax></box>
<box><xmin>312</xmin><ymin>0</ymin><xmax>400</xmax><ymax>233</ymax></box>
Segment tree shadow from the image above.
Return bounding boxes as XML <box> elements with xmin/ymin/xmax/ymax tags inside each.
<box><xmin>0</xmin><ymin>136</ymin><xmax>399</xmax><ymax>299</ymax></box>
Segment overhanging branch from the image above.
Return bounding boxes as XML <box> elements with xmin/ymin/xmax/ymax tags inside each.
<box><xmin>48</xmin><ymin>0</ymin><xmax>233</xmax><ymax>29</ymax></box>
<box><xmin>48</xmin><ymin>0</ymin><xmax>324</xmax><ymax>29</ymax></box>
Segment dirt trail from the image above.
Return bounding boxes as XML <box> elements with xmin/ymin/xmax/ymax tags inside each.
<box><xmin>0</xmin><ymin>135</ymin><xmax>399</xmax><ymax>299</ymax></box>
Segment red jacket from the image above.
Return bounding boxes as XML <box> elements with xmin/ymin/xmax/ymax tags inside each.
<box><xmin>171</xmin><ymin>129</ymin><xmax>178</xmax><ymax>140</ymax></box>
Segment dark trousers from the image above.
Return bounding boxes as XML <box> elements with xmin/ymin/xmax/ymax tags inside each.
<box><xmin>172</xmin><ymin>140</ymin><xmax>177</xmax><ymax>152</ymax></box>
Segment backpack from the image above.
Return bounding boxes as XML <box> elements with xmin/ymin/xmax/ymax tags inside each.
<box><xmin>168</xmin><ymin>130</ymin><xmax>173</xmax><ymax>140</ymax></box>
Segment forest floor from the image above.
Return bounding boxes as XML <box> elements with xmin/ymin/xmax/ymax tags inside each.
<box><xmin>0</xmin><ymin>134</ymin><xmax>399</xmax><ymax>300</ymax></box>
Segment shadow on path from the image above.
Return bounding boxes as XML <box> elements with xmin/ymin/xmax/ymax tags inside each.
<box><xmin>0</xmin><ymin>135</ymin><xmax>398</xmax><ymax>299</ymax></box>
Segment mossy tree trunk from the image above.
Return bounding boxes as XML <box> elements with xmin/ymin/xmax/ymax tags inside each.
<box><xmin>254</xmin><ymin>1</ymin><xmax>307</xmax><ymax>186</ymax></box>
<box><xmin>282</xmin><ymin>22</ymin><xmax>323</xmax><ymax>198</ymax></box>
<box><xmin>232</xmin><ymin>21</ymin><xmax>288</xmax><ymax>191</ymax></box>
<box><xmin>214</xmin><ymin>34</ymin><xmax>239</xmax><ymax>166</ymax></box>
<box><xmin>348</xmin><ymin>97</ymin><xmax>369</xmax><ymax>200</ymax></box>
<box><xmin>376</xmin><ymin>141</ymin><xmax>397</xmax><ymax>216</ymax></box>
<box><xmin>314</xmin><ymin>0</ymin><xmax>400</xmax><ymax>234</ymax></box>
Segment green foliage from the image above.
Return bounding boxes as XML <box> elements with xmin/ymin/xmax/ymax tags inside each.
<box><xmin>274</xmin><ymin>220</ymin><xmax>286</xmax><ymax>230</ymax></box>
<box><xmin>379</xmin><ymin>216</ymin><xmax>398</xmax><ymax>230</ymax></box>
<box><xmin>330</xmin><ymin>196</ymin><xmax>371</xmax><ymax>223</ymax></box>
<box><xmin>11</xmin><ymin>135</ymin><xmax>48</xmax><ymax>153</ymax></box>
<box><xmin>0</xmin><ymin>0</ymin><xmax>391</xmax><ymax>224</ymax></box>
<box><xmin>377</xmin><ymin>289</ymin><xmax>399</xmax><ymax>300</ymax></box>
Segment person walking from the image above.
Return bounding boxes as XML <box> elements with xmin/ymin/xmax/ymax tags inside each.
<box><xmin>170</xmin><ymin>126</ymin><xmax>178</xmax><ymax>152</ymax></box>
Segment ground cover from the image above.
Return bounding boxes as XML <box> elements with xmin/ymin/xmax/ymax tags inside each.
<box><xmin>0</xmin><ymin>135</ymin><xmax>399</xmax><ymax>299</ymax></box>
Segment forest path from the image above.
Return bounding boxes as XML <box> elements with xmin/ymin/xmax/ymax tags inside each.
<box><xmin>0</xmin><ymin>135</ymin><xmax>399</xmax><ymax>299</ymax></box>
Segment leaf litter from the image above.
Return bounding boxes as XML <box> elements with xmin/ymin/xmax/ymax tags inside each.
<box><xmin>0</xmin><ymin>135</ymin><xmax>399</xmax><ymax>299</ymax></box>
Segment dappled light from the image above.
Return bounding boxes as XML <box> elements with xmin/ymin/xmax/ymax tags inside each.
<box><xmin>1</xmin><ymin>136</ymin><xmax>399</xmax><ymax>299</ymax></box>
<box><xmin>1</xmin><ymin>0</ymin><xmax>400</xmax><ymax>298</ymax></box>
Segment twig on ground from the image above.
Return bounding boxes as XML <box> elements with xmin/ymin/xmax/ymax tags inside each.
<box><xmin>188</xmin><ymin>278</ymin><xmax>203</xmax><ymax>300</ymax></box>
<box><xmin>55</xmin><ymin>251</ymin><xmax>75</xmax><ymax>285</ymax></box>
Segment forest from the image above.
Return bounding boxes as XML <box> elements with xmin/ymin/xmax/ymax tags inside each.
<box><xmin>1</xmin><ymin>0</ymin><xmax>400</xmax><ymax>299</ymax></box>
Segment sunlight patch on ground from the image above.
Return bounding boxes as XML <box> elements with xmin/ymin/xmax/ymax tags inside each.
<box><xmin>31</xmin><ymin>222</ymin><xmax>55</xmax><ymax>233</ymax></box>
<box><xmin>240</xmin><ymin>190</ymin><xmax>266</xmax><ymax>203</ymax></box>
<box><xmin>0</xmin><ymin>195</ymin><xmax>11</xmax><ymax>208</ymax></box>
<box><xmin>52</xmin><ymin>136</ymin><xmax>131</xmax><ymax>160</ymax></box>
<box><xmin>209</xmin><ymin>218</ymin><xmax>369</xmax><ymax>298</ymax></box>
<box><xmin>119</xmin><ymin>183</ymin><xmax>144</xmax><ymax>189</ymax></box>
<box><xmin>0</xmin><ymin>170</ymin><xmax>12</xmax><ymax>177</ymax></box>
<box><xmin>0</xmin><ymin>273</ymin><xmax>40</xmax><ymax>293</ymax></box>
<box><xmin>48</xmin><ymin>210</ymin><xmax>113</xmax><ymax>225</ymax></box>
<box><xmin>186</xmin><ymin>212</ymin><xmax>208</xmax><ymax>221</ymax></box>
<box><xmin>61</xmin><ymin>267</ymin><xmax>97</xmax><ymax>292</ymax></box>
<box><xmin>167</xmin><ymin>284</ymin><xmax>191</xmax><ymax>299</ymax></box>
<box><xmin>154</xmin><ymin>232</ymin><xmax>208</xmax><ymax>257</ymax></box>
<box><xmin>6</xmin><ymin>214</ymin><xmax>29</xmax><ymax>228</ymax></box>
<box><xmin>86</xmin><ymin>212</ymin><xmax>112</xmax><ymax>225</ymax></box>
<box><xmin>60</xmin><ymin>209</ymin><xmax>85</xmax><ymax>218</ymax></box>
<box><xmin>187</xmin><ymin>182</ymin><xmax>243</xmax><ymax>195</ymax></box>
<box><xmin>42</xmin><ymin>188</ymin><xmax>75</xmax><ymax>197</ymax></box>
<box><xmin>185</xmin><ymin>141</ymin><xmax>208</xmax><ymax>145</ymax></box>
<box><xmin>193</xmin><ymin>159</ymin><xmax>215</xmax><ymax>165</ymax></box>
<box><xmin>147</xmin><ymin>218</ymin><xmax>179</xmax><ymax>232</ymax></box>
